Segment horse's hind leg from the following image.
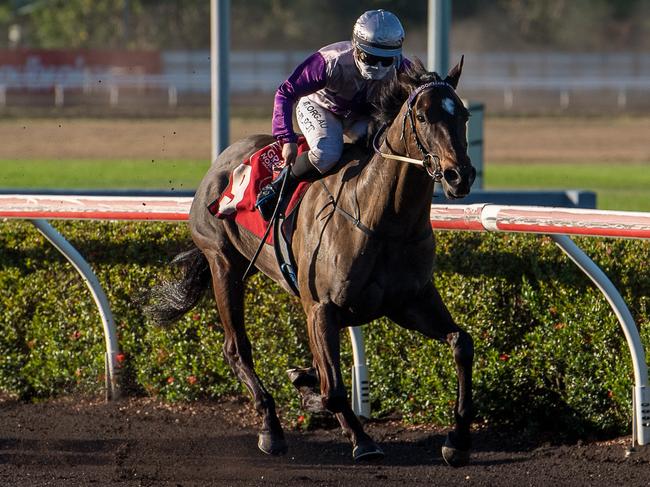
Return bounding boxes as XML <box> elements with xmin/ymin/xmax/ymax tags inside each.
<box><xmin>306</xmin><ymin>302</ymin><xmax>384</xmax><ymax>461</ymax></box>
<box><xmin>387</xmin><ymin>282</ymin><xmax>474</xmax><ymax>467</ymax></box>
<box><xmin>206</xmin><ymin>248</ymin><xmax>287</xmax><ymax>455</ymax></box>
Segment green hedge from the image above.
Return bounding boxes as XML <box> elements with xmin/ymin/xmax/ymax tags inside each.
<box><xmin>1</xmin><ymin>220</ymin><xmax>649</xmax><ymax>438</ymax></box>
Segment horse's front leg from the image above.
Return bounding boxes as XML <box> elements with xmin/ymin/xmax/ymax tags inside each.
<box><xmin>388</xmin><ymin>282</ymin><xmax>474</xmax><ymax>467</ymax></box>
<box><xmin>443</xmin><ymin>328</ymin><xmax>474</xmax><ymax>466</ymax></box>
<box><xmin>306</xmin><ymin>302</ymin><xmax>384</xmax><ymax>461</ymax></box>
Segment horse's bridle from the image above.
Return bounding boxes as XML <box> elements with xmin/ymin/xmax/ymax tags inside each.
<box><xmin>372</xmin><ymin>81</ymin><xmax>453</xmax><ymax>182</ymax></box>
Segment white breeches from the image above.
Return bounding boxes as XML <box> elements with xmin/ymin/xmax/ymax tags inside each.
<box><xmin>295</xmin><ymin>97</ymin><xmax>370</xmax><ymax>174</ymax></box>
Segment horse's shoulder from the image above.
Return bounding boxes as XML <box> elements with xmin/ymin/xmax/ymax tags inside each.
<box><xmin>331</xmin><ymin>143</ymin><xmax>373</xmax><ymax>181</ymax></box>
<box><xmin>297</xmin><ymin>143</ymin><xmax>370</xmax><ymax>216</ymax></box>
<box><xmin>321</xmin><ymin>142</ymin><xmax>370</xmax><ymax>176</ymax></box>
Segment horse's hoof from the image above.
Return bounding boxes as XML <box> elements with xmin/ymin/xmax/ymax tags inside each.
<box><xmin>257</xmin><ymin>431</ymin><xmax>288</xmax><ymax>456</ymax></box>
<box><xmin>441</xmin><ymin>435</ymin><xmax>470</xmax><ymax>467</ymax></box>
<box><xmin>353</xmin><ymin>441</ymin><xmax>385</xmax><ymax>462</ymax></box>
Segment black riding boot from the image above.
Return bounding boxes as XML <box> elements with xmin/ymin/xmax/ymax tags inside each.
<box><xmin>255</xmin><ymin>152</ymin><xmax>320</xmax><ymax>221</ymax></box>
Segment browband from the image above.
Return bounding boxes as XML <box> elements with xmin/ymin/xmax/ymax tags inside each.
<box><xmin>406</xmin><ymin>81</ymin><xmax>450</xmax><ymax>106</ymax></box>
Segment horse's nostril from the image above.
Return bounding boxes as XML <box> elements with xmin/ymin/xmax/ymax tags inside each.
<box><xmin>444</xmin><ymin>169</ymin><xmax>461</xmax><ymax>185</ymax></box>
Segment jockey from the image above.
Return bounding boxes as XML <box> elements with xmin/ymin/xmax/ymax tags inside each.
<box><xmin>256</xmin><ymin>9</ymin><xmax>411</xmax><ymax>220</ymax></box>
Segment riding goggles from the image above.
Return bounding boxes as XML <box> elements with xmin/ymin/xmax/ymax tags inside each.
<box><xmin>356</xmin><ymin>49</ymin><xmax>395</xmax><ymax>67</ymax></box>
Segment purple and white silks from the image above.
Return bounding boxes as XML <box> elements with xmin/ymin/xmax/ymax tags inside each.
<box><xmin>272</xmin><ymin>41</ymin><xmax>410</xmax><ymax>153</ymax></box>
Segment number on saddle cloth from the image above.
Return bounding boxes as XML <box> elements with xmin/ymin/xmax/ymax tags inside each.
<box><xmin>206</xmin><ymin>137</ymin><xmax>311</xmax><ymax>245</ymax></box>
<box><xmin>208</xmin><ymin>137</ymin><xmax>309</xmax><ymax>218</ymax></box>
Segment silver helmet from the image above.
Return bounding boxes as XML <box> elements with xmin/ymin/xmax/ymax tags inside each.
<box><xmin>352</xmin><ymin>9</ymin><xmax>404</xmax><ymax>57</ymax></box>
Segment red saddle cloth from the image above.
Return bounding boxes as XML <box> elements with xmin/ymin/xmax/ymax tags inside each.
<box><xmin>208</xmin><ymin>137</ymin><xmax>311</xmax><ymax>244</ymax></box>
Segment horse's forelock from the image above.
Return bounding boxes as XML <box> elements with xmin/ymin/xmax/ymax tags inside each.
<box><xmin>372</xmin><ymin>58</ymin><xmax>443</xmax><ymax>126</ymax></box>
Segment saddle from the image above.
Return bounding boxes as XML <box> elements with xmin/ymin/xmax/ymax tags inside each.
<box><xmin>208</xmin><ymin>138</ymin><xmax>311</xmax><ymax>294</ymax></box>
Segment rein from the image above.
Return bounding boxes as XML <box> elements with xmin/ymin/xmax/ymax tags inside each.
<box><xmin>326</xmin><ymin>80</ymin><xmax>457</xmax><ymax>240</ymax></box>
<box><xmin>372</xmin><ymin>80</ymin><xmax>452</xmax><ymax>182</ymax></box>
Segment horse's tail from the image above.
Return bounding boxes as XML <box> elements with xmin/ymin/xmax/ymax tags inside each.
<box><xmin>141</xmin><ymin>245</ymin><xmax>212</xmax><ymax>326</ymax></box>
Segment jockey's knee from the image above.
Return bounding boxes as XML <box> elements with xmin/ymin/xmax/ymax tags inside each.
<box><xmin>310</xmin><ymin>144</ymin><xmax>343</xmax><ymax>174</ymax></box>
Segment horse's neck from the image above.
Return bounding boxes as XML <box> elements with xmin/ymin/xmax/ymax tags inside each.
<box><xmin>353</xmin><ymin>124</ymin><xmax>434</xmax><ymax>236</ymax></box>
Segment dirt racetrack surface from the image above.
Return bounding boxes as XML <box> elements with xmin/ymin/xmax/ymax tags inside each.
<box><xmin>1</xmin><ymin>396</ymin><xmax>650</xmax><ymax>486</ymax></box>
<box><xmin>1</xmin><ymin>116</ymin><xmax>649</xmax><ymax>164</ymax></box>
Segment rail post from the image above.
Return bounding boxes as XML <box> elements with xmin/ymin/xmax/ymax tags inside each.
<box><xmin>551</xmin><ymin>234</ymin><xmax>649</xmax><ymax>447</ymax></box>
<box><xmin>31</xmin><ymin>219</ymin><xmax>122</xmax><ymax>400</ymax></box>
<box><xmin>349</xmin><ymin>327</ymin><xmax>371</xmax><ymax>419</ymax></box>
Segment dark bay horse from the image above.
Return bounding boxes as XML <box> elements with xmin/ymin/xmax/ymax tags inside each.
<box><xmin>146</xmin><ymin>59</ymin><xmax>476</xmax><ymax>466</ymax></box>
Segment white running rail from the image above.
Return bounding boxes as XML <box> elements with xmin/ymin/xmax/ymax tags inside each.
<box><xmin>430</xmin><ymin>203</ymin><xmax>650</xmax><ymax>447</ymax></box>
<box><xmin>2</xmin><ymin>195</ymin><xmax>649</xmax><ymax>443</ymax></box>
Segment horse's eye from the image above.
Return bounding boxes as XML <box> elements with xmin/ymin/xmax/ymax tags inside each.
<box><xmin>416</xmin><ymin>114</ymin><xmax>426</xmax><ymax>122</ymax></box>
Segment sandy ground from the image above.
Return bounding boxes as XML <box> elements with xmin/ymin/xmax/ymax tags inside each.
<box><xmin>2</xmin><ymin>396</ymin><xmax>650</xmax><ymax>486</ymax></box>
<box><xmin>1</xmin><ymin>116</ymin><xmax>649</xmax><ymax>163</ymax></box>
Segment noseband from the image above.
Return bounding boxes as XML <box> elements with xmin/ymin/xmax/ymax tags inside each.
<box><xmin>372</xmin><ymin>81</ymin><xmax>452</xmax><ymax>182</ymax></box>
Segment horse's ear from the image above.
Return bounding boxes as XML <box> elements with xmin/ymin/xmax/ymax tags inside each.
<box><xmin>445</xmin><ymin>55</ymin><xmax>464</xmax><ymax>89</ymax></box>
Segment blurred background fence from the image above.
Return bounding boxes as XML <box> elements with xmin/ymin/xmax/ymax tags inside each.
<box><xmin>0</xmin><ymin>0</ymin><xmax>649</xmax><ymax>117</ymax></box>
<box><xmin>1</xmin><ymin>49</ymin><xmax>650</xmax><ymax>115</ymax></box>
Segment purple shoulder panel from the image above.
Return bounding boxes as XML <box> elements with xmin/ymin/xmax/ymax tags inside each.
<box><xmin>272</xmin><ymin>52</ymin><xmax>328</xmax><ymax>144</ymax></box>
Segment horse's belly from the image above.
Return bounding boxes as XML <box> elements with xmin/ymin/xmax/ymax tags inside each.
<box><xmin>331</xmin><ymin>245</ymin><xmax>435</xmax><ymax>322</ymax></box>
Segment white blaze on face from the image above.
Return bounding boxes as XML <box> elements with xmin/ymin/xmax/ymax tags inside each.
<box><xmin>442</xmin><ymin>97</ymin><xmax>455</xmax><ymax>116</ymax></box>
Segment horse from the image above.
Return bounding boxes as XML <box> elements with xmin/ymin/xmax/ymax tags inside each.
<box><xmin>145</xmin><ymin>58</ymin><xmax>476</xmax><ymax>467</ymax></box>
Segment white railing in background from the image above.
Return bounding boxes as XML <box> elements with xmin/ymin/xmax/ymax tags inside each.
<box><xmin>1</xmin><ymin>195</ymin><xmax>648</xmax><ymax>446</ymax></box>
<box><xmin>0</xmin><ymin>195</ymin><xmax>193</xmax><ymax>401</ymax></box>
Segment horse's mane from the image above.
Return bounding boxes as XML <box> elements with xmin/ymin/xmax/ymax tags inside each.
<box><xmin>371</xmin><ymin>58</ymin><xmax>444</xmax><ymax>127</ymax></box>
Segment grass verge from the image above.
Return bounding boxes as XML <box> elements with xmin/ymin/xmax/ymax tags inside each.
<box><xmin>0</xmin><ymin>159</ymin><xmax>209</xmax><ymax>191</ymax></box>
<box><xmin>485</xmin><ymin>162</ymin><xmax>650</xmax><ymax>211</ymax></box>
<box><xmin>1</xmin><ymin>159</ymin><xmax>649</xmax><ymax>211</ymax></box>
